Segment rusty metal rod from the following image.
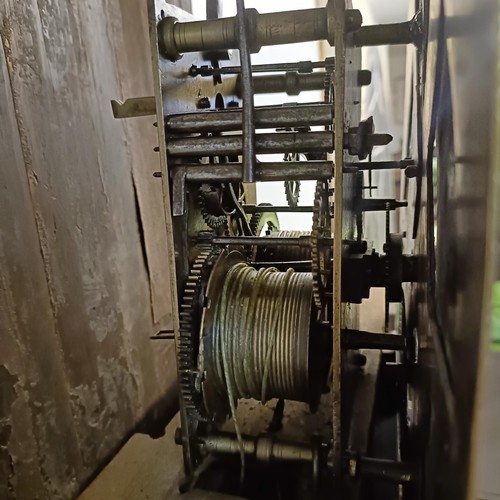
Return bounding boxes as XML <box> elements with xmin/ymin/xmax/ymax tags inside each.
<box><xmin>250</xmin><ymin>72</ymin><xmax>327</xmax><ymax>96</ymax></box>
<box><xmin>341</xmin><ymin>329</ymin><xmax>406</xmax><ymax>350</ymax></box>
<box><xmin>236</xmin><ymin>0</ymin><xmax>255</xmax><ymax>183</ymax></box>
<box><xmin>347</xmin><ymin>159</ymin><xmax>415</xmax><ymax>170</ymax></box>
<box><xmin>157</xmin><ymin>5</ymin><xmax>363</xmax><ymax>59</ymax></box>
<box><xmin>199</xmin><ymin>432</ymin><xmax>316</xmax><ymax>462</ymax></box>
<box><xmin>206</xmin><ymin>235</ymin><xmax>314</xmax><ymax>247</ymax></box>
<box><xmin>352</xmin><ymin>14</ymin><xmax>422</xmax><ymax>47</ymax></box>
<box><xmin>250</xmin><ymin>70</ymin><xmax>371</xmax><ymax>95</ymax></box>
<box><xmin>177</xmin><ymin>161</ymin><xmax>332</xmax><ymax>183</ymax></box>
<box><xmin>166</xmin><ymin>103</ymin><xmax>334</xmax><ymax>133</ymax></box>
<box><xmin>243</xmin><ymin>205</ymin><xmax>314</xmax><ymax>213</ymax></box>
<box><xmin>359</xmin><ymin>199</ymin><xmax>408</xmax><ymax>212</ymax></box>
<box><xmin>158</xmin><ymin>7</ymin><xmax>420</xmax><ymax>61</ymax></box>
<box><xmin>354</xmin><ymin>456</ymin><xmax>417</xmax><ymax>483</ymax></box>
<box><xmin>189</xmin><ymin>59</ymin><xmax>332</xmax><ymax>76</ymax></box>
<box><xmin>167</xmin><ymin>131</ymin><xmax>334</xmax><ymax>157</ymax></box>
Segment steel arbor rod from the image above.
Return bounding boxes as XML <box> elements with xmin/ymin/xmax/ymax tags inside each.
<box><xmin>167</xmin><ymin>131</ymin><xmax>334</xmax><ymax>157</ymax></box>
<box><xmin>166</xmin><ymin>104</ymin><xmax>333</xmax><ymax>133</ymax></box>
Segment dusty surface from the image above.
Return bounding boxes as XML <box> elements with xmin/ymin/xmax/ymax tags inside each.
<box><xmin>79</xmin><ymin>414</ymin><xmax>244</xmax><ymax>500</ymax></box>
<box><xmin>79</xmin><ymin>415</ymin><xmax>184</xmax><ymax>500</ymax></box>
<box><xmin>0</xmin><ymin>0</ymin><xmax>189</xmax><ymax>498</ymax></box>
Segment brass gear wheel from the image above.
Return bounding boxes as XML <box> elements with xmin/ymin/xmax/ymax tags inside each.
<box><xmin>178</xmin><ymin>246</ymin><xmax>220</xmax><ymax>419</ymax></box>
<box><xmin>310</xmin><ymin>66</ymin><xmax>334</xmax><ymax>312</ymax></box>
<box><xmin>311</xmin><ymin>180</ymin><xmax>332</xmax><ymax>312</ymax></box>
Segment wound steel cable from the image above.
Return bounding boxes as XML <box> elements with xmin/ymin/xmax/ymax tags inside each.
<box><xmin>206</xmin><ymin>262</ymin><xmax>313</xmax><ymax>482</ymax></box>
<box><xmin>209</xmin><ymin>263</ymin><xmax>313</xmax><ymax>405</ymax></box>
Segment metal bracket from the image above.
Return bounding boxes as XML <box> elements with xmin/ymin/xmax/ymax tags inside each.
<box><xmin>111</xmin><ymin>97</ymin><xmax>157</xmax><ymax>119</ymax></box>
<box><xmin>171</xmin><ymin>167</ymin><xmax>187</xmax><ymax>216</ymax></box>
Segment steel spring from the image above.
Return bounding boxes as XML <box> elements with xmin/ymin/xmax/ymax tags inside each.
<box><xmin>208</xmin><ymin>262</ymin><xmax>313</xmax><ymax>405</ymax></box>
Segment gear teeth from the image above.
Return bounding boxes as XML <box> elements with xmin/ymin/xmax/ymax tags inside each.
<box><xmin>310</xmin><ymin>69</ymin><xmax>334</xmax><ymax>312</ymax></box>
<box><xmin>197</xmin><ymin>186</ymin><xmax>227</xmax><ymax>229</ymax></box>
<box><xmin>176</xmin><ymin>247</ymin><xmax>219</xmax><ymax>421</ymax></box>
<box><xmin>311</xmin><ymin>180</ymin><xmax>331</xmax><ymax>312</ymax></box>
<box><xmin>248</xmin><ymin>203</ymin><xmax>280</xmax><ymax>237</ymax></box>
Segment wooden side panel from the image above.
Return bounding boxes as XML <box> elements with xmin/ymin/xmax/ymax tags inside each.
<box><xmin>0</xmin><ymin>36</ymin><xmax>83</xmax><ymax>499</ymax></box>
<box><xmin>0</xmin><ymin>0</ymin><xmax>190</xmax><ymax>497</ymax></box>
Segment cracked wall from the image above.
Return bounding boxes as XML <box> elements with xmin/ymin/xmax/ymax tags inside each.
<box><xmin>0</xmin><ymin>0</ymin><xmax>190</xmax><ymax>498</ymax></box>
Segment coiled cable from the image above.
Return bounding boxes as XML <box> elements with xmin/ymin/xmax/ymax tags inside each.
<box><xmin>206</xmin><ymin>262</ymin><xmax>313</xmax><ymax>481</ymax></box>
<box><xmin>209</xmin><ymin>263</ymin><xmax>313</xmax><ymax>405</ymax></box>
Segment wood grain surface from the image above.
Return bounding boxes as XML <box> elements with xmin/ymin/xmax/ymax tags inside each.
<box><xmin>0</xmin><ymin>0</ymin><xmax>190</xmax><ymax>497</ymax></box>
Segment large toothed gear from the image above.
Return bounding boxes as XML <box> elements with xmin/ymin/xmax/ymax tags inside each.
<box><xmin>178</xmin><ymin>246</ymin><xmax>220</xmax><ymax>419</ymax></box>
<box><xmin>309</xmin><ymin>65</ymin><xmax>334</xmax><ymax>312</ymax></box>
<box><xmin>309</xmin><ymin>65</ymin><xmax>334</xmax><ymax>313</ymax></box>
<box><xmin>311</xmin><ymin>180</ymin><xmax>331</xmax><ymax>312</ymax></box>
